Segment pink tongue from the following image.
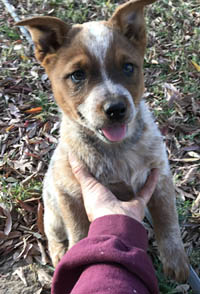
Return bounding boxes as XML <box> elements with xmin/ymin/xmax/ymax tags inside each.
<box><xmin>102</xmin><ymin>125</ymin><xmax>126</xmax><ymax>142</ymax></box>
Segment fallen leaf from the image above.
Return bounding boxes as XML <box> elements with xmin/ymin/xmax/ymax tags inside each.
<box><xmin>21</xmin><ymin>172</ymin><xmax>37</xmax><ymax>184</ymax></box>
<box><xmin>37</xmin><ymin>201</ymin><xmax>45</xmax><ymax>236</ymax></box>
<box><xmin>20</xmin><ymin>55</ymin><xmax>29</xmax><ymax>61</ymax></box>
<box><xmin>13</xmin><ymin>159</ymin><xmax>33</xmax><ymax>173</ymax></box>
<box><xmin>37</xmin><ymin>268</ymin><xmax>52</xmax><ymax>287</ymax></box>
<box><xmin>191</xmin><ymin>193</ymin><xmax>200</xmax><ymax>214</ymax></box>
<box><xmin>174</xmin><ymin>283</ymin><xmax>190</xmax><ymax>293</ymax></box>
<box><xmin>0</xmin><ymin>204</ymin><xmax>12</xmax><ymax>236</ymax></box>
<box><xmin>23</xmin><ymin>243</ymin><xmax>33</xmax><ymax>259</ymax></box>
<box><xmin>25</xmin><ymin>107</ymin><xmax>43</xmax><ymax>114</ymax></box>
<box><xmin>13</xmin><ymin>267</ymin><xmax>28</xmax><ymax>286</ymax></box>
<box><xmin>191</xmin><ymin>60</ymin><xmax>200</xmax><ymax>72</ymax></box>
<box><xmin>37</xmin><ymin>240</ymin><xmax>48</xmax><ymax>265</ymax></box>
<box><xmin>181</xmin><ymin>145</ymin><xmax>200</xmax><ymax>152</ymax></box>
<box><xmin>181</xmin><ymin>167</ymin><xmax>198</xmax><ymax>185</ymax></box>
<box><xmin>192</xmin><ymin>97</ymin><xmax>200</xmax><ymax>115</ymax></box>
<box><xmin>4</xmin><ymin>210</ymin><xmax>12</xmax><ymax>236</ymax></box>
<box><xmin>25</xmin><ymin>152</ymin><xmax>40</xmax><ymax>159</ymax></box>
<box><xmin>163</xmin><ymin>83</ymin><xmax>182</xmax><ymax>107</ymax></box>
<box><xmin>16</xmin><ymin>199</ymin><xmax>35</xmax><ymax>213</ymax></box>
<box><xmin>188</xmin><ymin>151</ymin><xmax>200</xmax><ymax>159</ymax></box>
<box><xmin>14</xmin><ymin>237</ymin><xmax>33</xmax><ymax>260</ymax></box>
<box><xmin>175</xmin><ymin>186</ymin><xmax>195</xmax><ymax>200</ymax></box>
<box><xmin>171</xmin><ymin>158</ymin><xmax>200</xmax><ymax>162</ymax></box>
<box><xmin>8</xmin><ymin>103</ymin><xmax>21</xmax><ymax>118</ymax></box>
<box><xmin>0</xmin><ymin>231</ymin><xmax>7</xmax><ymax>238</ymax></box>
<box><xmin>151</xmin><ymin>59</ymin><xmax>159</xmax><ymax>64</ymax></box>
<box><xmin>6</xmin><ymin>125</ymin><xmax>15</xmax><ymax>132</ymax></box>
<box><xmin>14</xmin><ymin>44</ymin><xmax>22</xmax><ymax>51</ymax></box>
<box><xmin>5</xmin><ymin>177</ymin><xmax>18</xmax><ymax>183</ymax></box>
<box><xmin>0</xmin><ymin>231</ymin><xmax>21</xmax><ymax>240</ymax></box>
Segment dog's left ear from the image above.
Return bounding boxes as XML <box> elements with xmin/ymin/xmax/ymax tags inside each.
<box><xmin>109</xmin><ymin>0</ymin><xmax>156</xmax><ymax>55</ymax></box>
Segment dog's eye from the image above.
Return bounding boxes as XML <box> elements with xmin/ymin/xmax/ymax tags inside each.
<box><xmin>123</xmin><ymin>63</ymin><xmax>134</xmax><ymax>76</ymax></box>
<box><xmin>70</xmin><ymin>70</ymin><xmax>86</xmax><ymax>83</ymax></box>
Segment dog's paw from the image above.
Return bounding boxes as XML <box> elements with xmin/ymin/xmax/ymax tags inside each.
<box><xmin>160</xmin><ymin>242</ymin><xmax>190</xmax><ymax>282</ymax></box>
<box><xmin>49</xmin><ymin>240</ymin><xmax>68</xmax><ymax>267</ymax></box>
<box><xmin>163</xmin><ymin>253</ymin><xmax>189</xmax><ymax>282</ymax></box>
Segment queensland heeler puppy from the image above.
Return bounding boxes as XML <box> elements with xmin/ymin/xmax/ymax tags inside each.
<box><xmin>17</xmin><ymin>0</ymin><xmax>189</xmax><ymax>282</ymax></box>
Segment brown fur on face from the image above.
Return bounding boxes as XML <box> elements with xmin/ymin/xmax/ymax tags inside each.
<box><xmin>17</xmin><ymin>0</ymin><xmax>189</xmax><ymax>282</ymax></box>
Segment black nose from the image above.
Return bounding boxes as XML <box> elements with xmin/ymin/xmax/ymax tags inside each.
<box><xmin>103</xmin><ymin>101</ymin><xmax>127</xmax><ymax>121</ymax></box>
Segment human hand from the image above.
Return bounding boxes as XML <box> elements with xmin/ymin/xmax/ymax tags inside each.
<box><xmin>69</xmin><ymin>154</ymin><xmax>159</xmax><ymax>223</ymax></box>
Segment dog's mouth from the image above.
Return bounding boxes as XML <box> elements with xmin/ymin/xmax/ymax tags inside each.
<box><xmin>98</xmin><ymin>124</ymin><xmax>127</xmax><ymax>142</ymax></box>
<box><xmin>78</xmin><ymin>111</ymin><xmax>127</xmax><ymax>142</ymax></box>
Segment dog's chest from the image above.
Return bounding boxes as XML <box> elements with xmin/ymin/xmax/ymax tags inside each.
<box><xmin>87</xmin><ymin>147</ymin><xmax>150</xmax><ymax>199</ymax></box>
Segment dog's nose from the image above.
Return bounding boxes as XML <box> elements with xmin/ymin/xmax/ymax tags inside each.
<box><xmin>103</xmin><ymin>101</ymin><xmax>127</xmax><ymax>121</ymax></box>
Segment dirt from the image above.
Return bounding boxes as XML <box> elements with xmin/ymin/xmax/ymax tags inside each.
<box><xmin>0</xmin><ymin>256</ymin><xmax>51</xmax><ymax>294</ymax></box>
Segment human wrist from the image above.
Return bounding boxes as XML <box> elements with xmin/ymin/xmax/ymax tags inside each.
<box><xmin>88</xmin><ymin>214</ymin><xmax>148</xmax><ymax>250</ymax></box>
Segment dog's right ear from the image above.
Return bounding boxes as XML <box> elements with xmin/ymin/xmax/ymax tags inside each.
<box><xmin>16</xmin><ymin>16</ymin><xmax>70</xmax><ymax>64</ymax></box>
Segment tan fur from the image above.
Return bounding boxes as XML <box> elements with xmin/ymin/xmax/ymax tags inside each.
<box><xmin>17</xmin><ymin>0</ymin><xmax>189</xmax><ymax>282</ymax></box>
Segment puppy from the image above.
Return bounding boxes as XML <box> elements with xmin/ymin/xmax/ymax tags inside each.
<box><xmin>17</xmin><ymin>0</ymin><xmax>189</xmax><ymax>282</ymax></box>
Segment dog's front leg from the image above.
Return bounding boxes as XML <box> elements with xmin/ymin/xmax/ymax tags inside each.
<box><xmin>43</xmin><ymin>183</ymin><xmax>89</xmax><ymax>267</ymax></box>
<box><xmin>58</xmin><ymin>189</ymin><xmax>90</xmax><ymax>250</ymax></box>
<box><xmin>43</xmin><ymin>190</ymin><xmax>68</xmax><ymax>267</ymax></box>
<box><xmin>147</xmin><ymin>175</ymin><xmax>189</xmax><ymax>282</ymax></box>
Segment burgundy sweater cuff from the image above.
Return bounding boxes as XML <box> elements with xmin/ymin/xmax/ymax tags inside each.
<box><xmin>51</xmin><ymin>215</ymin><xmax>158</xmax><ymax>294</ymax></box>
<box><xmin>88</xmin><ymin>214</ymin><xmax>148</xmax><ymax>251</ymax></box>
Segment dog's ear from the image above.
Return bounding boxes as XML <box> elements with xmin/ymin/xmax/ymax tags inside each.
<box><xmin>16</xmin><ymin>16</ymin><xmax>70</xmax><ymax>63</ymax></box>
<box><xmin>109</xmin><ymin>0</ymin><xmax>156</xmax><ymax>55</ymax></box>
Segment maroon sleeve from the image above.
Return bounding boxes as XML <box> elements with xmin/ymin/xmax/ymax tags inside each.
<box><xmin>51</xmin><ymin>215</ymin><xmax>159</xmax><ymax>294</ymax></box>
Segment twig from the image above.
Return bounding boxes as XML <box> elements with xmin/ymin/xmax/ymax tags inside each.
<box><xmin>1</xmin><ymin>0</ymin><xmax>33</xmax><ymax>45</ymax></box>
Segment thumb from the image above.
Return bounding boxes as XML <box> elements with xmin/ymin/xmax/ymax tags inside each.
<box><xmin>68</xmin><ymin>153</ymin><xmax>100</xmax><ymax>192</ymax></box>
<box><xmin>136</xmin><ymin>168</ymin><xmax>159</xmax><ymax>205</ymax></box>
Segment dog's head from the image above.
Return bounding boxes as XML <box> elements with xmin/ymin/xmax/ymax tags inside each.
<box><xmin>17</xmin><ymin>0</ymin><xmax>156</xmax><ymax>143</ymax></box>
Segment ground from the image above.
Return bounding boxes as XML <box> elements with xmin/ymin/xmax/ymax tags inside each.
<box><xmin>0</xmin><ymin>0</ymin><xmax>199</xmax><ymax>293</ymax></box>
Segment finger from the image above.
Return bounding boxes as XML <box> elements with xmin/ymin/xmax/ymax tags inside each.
<box><xmin>137</xmin><ymin>168</ymin><xmax>159</xmax><ymax>205</ymax></box>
